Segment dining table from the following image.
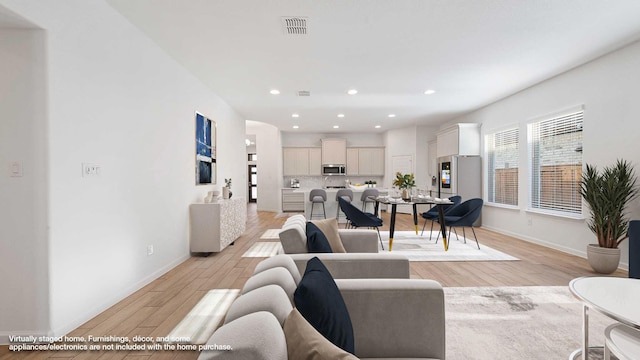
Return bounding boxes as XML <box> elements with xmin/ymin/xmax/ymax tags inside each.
<box><xmin>373</xmin><ymin>196</ymin><xmax>454</xmax><ymax>251</ymax></box>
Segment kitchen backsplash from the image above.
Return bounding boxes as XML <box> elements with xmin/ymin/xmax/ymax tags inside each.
<box><xmin>284</xmin><ymin>176</ymin><xmax>384</xmax><ymax>189</ymax></box>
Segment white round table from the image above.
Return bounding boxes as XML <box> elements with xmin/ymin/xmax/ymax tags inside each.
<box><xmin>569</xmin><ymin>276</ymin><xmax>640</xmax><ymax>359</ymax></box>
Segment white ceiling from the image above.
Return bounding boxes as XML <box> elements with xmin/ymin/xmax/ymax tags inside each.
<box><xmin>107</xmin><ymin>0</ymin><xmax>640</xmax><ymax>133</ymax></box>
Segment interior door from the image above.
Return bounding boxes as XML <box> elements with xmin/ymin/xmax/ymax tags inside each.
<box><xmin>248</xmin><ymin>165</ymin><xmax>257</xmax><ymax>202</ymax></box>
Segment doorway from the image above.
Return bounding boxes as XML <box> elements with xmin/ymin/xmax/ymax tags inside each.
<box><xmin>248</xmin><ymin>164</ymin><xmax>257</xmax><ymax>202</ymax></box>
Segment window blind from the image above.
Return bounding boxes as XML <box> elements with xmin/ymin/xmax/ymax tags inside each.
<box><xmin>528</xmin><ymin>110</ymin><xmax>583</xmax><ymax>215</ymax></box>
<box><xmin>487</xmin><ymin>128</ymin><xmax>519</xmax><ymax>206</ymax></box>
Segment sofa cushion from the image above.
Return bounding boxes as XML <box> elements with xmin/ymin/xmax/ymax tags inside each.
<box><xmin>283</xmin><ymin>308</ymin><xmax>358</xmax><ymax>360</ymax></box>
<box><xmin>306</xmin><ymin>222</ymin><xmax>333</xmax><ymax>253</ymax></box>
<box><xmin>198</xmin><ymin>311</ymin><xmax>287</xmax><ymax>360</ymax></box>
<box><xmin>294</xmin><ymin>257</ymin><xmax>355</xmax><ymax>354</ymax></box>
<box><xmin>225</xmin><ymin>285</ymin><xmax>293</xmax><ymax>326</ymax></box>
<box><xmin>311</xmin><ymin>218</ymin><xmax>346</xmax><ymax>253</ymax></box>
<box><xmin>253</xmin><ymin>254</ymin><xmax>302</xmax><ymax>284</ymax></box>
<box><xmin>241</xmin><ymin>267</ymin><xmax>297</xmax><ymax>302</ymax></box>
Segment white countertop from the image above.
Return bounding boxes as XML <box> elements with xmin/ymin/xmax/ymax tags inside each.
<box><xmin>284</xmin><ymin>187</ymin><xmax>389</xmax><ymax>193</ymax></box>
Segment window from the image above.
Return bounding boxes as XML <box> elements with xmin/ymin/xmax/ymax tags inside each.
<box><xmin>487</xmin><ymin>128</ymin><xmax>519</xmax><ymax>206</ymax></box>
<box><xmin>528</xmin><ymin>108</ymin><xmax>583</xmax><ymax>215</ymax></box>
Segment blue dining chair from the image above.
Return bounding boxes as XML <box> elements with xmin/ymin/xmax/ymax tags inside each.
<box><xmin>338</xmin><ymin>197</ymin><xmax>384</xmax><ymax>249</ymax></box>
<box><xmin>436</xmin><ymin>198</ymin><xmax>484</xmax><ymax>249</ymax></box>
<box><xmin>420</xmin><ymin>195</ymin><xmax>461</xmax><ymax>239</ymax></box>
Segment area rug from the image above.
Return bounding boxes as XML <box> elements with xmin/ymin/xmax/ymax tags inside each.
<box><xmin>378</xmin><ymin>231</ymin><xmax>518</xmax><ymax>261</ymax></box>
<box><xmin>445</xmin><ymin>286</ymin><xmax>616</xmax><ymax>360</ymax></box>
<box><xmin>241</xmin><ymin>241</ymin><xmax>282</xmax><ymax>257</ymax></box>
<box><xmin>259</xmin><ymin>229</ymin><xmax>281</xmax><ymax>239</ymax></box>
<box><xmin>165</xmin><ymin>289</ymin><xmax>240</xmax><ymax>344</ymax></box>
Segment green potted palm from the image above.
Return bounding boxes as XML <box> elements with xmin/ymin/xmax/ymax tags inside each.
<box><xmin>580</xmin><ymin>159</ymin><xmax>639</xmax><ymax>274</ymax></box>
<box><xmin>392</xmin><ymin>172</ymin><xmax>415</xmax><ymax>200</ymax></box>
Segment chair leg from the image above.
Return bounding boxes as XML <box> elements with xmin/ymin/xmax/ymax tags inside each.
<box><xmin>421</xmin><ymin>218</ymin><xmax>427</xmax><ymax>236</ymax></box>
<box><xmin>452</xmin><ymin>227</ymin><xmax>459</xmax><ymax>241</ymax></box>
<box><xmin>376</xmin><ymin>227</ymin><xmax>384</xmax><ymax>250</ymax></box>
<box><xmin>471</xmin><ymin>227</ymin><xmax>480</xmax><ymax>249</ymax></box>
<box><xmin>461</xmin><ymin>227</ymin><xmax>466</xmax><ymax>243</ymax></box>
<box><xmin>429</xmin><ymin>220</ymin><xmax>435</xmax><ymax>240</ymax></box>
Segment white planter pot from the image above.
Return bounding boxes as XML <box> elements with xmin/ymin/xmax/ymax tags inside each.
<box><xmin>587</xmin><ymin>244</ymin><xmax>621</xmax><ymax>274</ymax></box>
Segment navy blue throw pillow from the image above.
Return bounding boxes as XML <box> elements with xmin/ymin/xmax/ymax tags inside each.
<box><xmin>306</xmin><ymin>222</ymin><xmax>333</xmax><ymax>253</ymax></box>
<box><xmin>294</xmin><ymin>257</ymin><xmax>355</xmax><ymax>354</ymax></box>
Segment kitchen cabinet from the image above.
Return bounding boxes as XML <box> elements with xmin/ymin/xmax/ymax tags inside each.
<box><xmin>436</xmin><ymin>123</ymin><xmax>481</xmax><ymax>157</ymax></box>
<box><xmin>346</xmin><ymin>147</ymin><xmax>385</xmax><ymax>176</ymax></box>
<box><xmin>321</xmin><ymin>138</ymin><xmax>347</xmax><ymax>164</ymax></box>
<box><xmin>282</xmin><ymin>189</ymin><xmax>304</xmax><ymax>212</ymax></box>
<box><xmin>309</xmin><ymin>148</ymin><xmax>322</xmax><ymax>176</ymax></box>
<box><xmin>283</xmin><ymin>147</ymin><xmax>321</xmax><ymax>176</ymax></box>
<box><xmin>346</xmin><ymin>148</ymin><xmax>359</xmax><ymax>175</ymax></box>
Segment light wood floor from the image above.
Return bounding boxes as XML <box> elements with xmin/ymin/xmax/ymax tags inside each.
<box><xmin>1</xmin><ymin>203</ymin><xmax>626</xmax><ymax>359</ymax></box>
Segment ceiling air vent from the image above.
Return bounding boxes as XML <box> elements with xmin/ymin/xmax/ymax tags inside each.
<box><xmin>282</xmin><ymin>17</ymin><xmax>308</xmax><ymax>35</ymax></box>
<box><xmin>297</xmin><ymin>90</ymin><xmax>311</xmax><ymax>97</ymax></box>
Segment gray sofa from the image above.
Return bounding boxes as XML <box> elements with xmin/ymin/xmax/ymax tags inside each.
<box><xmin>198</xmin><ymin>255</ymin><xmax>446</xmax><ymax>360</ymax></box>
<box><xmin>279</xmin><ymin>214</ymin><xmax>379</xmax><ymax>253</ymax></box>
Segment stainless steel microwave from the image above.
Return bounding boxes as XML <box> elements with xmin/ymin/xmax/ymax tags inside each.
<box><xmin>322</xmin><ymin>164</ymin><xmax>346</xmax><ymax>176</ymax></box>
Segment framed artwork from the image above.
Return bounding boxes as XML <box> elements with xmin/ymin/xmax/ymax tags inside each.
<box><xmin>195</xmin><ymin>112</ymin><xmax>216</xmax><ymax>185</ymax></box>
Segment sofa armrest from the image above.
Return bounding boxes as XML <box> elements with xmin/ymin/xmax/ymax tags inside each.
<box><xmin>335</xmin><ymin>279</ymin><xmax>445</xmax><ymax>360</ymax></box>
<box><xmin>288</xmin><ymin>253</ymin><xmax>410</xmax><ymax>280</ymax></box>
<box><xmin>338</xmin><ymin>229</ymin><xmax>379</xmax><ymax>253</ymax></box>
<box><xmin>279</xmin><ymin>227</ymin><xmax>307</xmax><ymax>254</ymax></box>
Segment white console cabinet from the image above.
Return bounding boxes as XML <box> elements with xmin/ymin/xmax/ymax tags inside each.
<box><xmin>189</xmin><ymin>197</ymin><xmax>247</xmax><ymax>253</ymax></box>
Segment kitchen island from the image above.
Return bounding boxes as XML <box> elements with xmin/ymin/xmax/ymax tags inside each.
<box><xmin>289</xmin><ymin>187</ymin><xmax>388</xmax><ymax>222</ymax></box>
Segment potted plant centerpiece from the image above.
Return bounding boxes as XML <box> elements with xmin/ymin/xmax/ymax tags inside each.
<box><xmin>580</xmin><ymin>159</ymin><xmax>639</xmax><ymax>274</ymax></box>
<box><xmin>392</xmin><ymin>172</ymin><xmax>415</xmax><ymax>200</ymax></box>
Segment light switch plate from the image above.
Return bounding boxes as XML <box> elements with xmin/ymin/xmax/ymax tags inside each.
<box><xmin>9</xmin><ymin>161</ymin><xmax>23</xmax><ymax>177</ymax></box>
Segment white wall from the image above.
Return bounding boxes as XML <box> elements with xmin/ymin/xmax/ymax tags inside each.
<box><xmin>0</xmin><ymin>0</ymin><xmax>247</xmax><ymax>340</ymax></box>
<box><xmin>282</xmin><ymin>132</ymin><xmax>385</xmax><ymax>148</ymax></box>
<box><xmin>0</xmin><ymin>26</ymin><xmax>49</xmax><ymax>339</ymax></box>
<box><xmin>454</xmin><ymin>39</ymin><xmax>640</xmax><ymax>268</ymax></box>
<box><xmin>246</xmin><ymin>121</ymin><xmax>282</xmax><ymax>212</ymax></box>
<box><xmin>415</xmin><ymin>126</ymin><xmax>438</xmax><ymax>189</ymax></box>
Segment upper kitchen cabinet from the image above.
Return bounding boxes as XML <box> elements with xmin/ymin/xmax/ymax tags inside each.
<box><xmin>436</xmin><ymin>123</ymin><xmax>481</xmax><ymax>157</ymax></box>
<box><xmin>346</xmin><ymin>148</ymin><xmax>359</xmax><ymax>175</ymax></box>
<box><xmin>283</xmin><ymin>147</ymin><xmax>321</xmax><ymax>176</ymax></box>
<box><xmin>321</xmin><ymin>138</ymin><xmax>347</xmax><ymax>164</ymax></box>
<box><xmin>308</xmin><ymin>148</ymin><xmax>322</xmax><ymax>175</ymax></box>
<box><xmin>346</xmin><ymin>147</ymin><xmax>384</xmax><ymax>176</ymax></box>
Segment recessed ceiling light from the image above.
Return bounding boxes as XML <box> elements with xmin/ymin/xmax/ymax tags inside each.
<box><xmin>292</xmin><ymin>113</ymin><xmax>299</xmax><ymax>118</ymax></box>
<box><xmin>270</xmin><ymin>89</ymin><xmax>280</xmax><ymax>95</ymax></box>
<box><xmin>337</xmin><ymin>114</ymin><xmax>345</xmax><ymax>118</ymax></box>
<box><xmin>347</xmin><ymin>89</ymin><xmax>358</xmax><ymax>95</ymax></box>
<box><xmin>424</xmin><ymin>89</ymin><xmax>436</xmax><ymax>95</ymax></box>
<box><xmin>333</xmin><ymin>125</ymin><xmax>339</xmax><ymax>129</ymax></box>
<box><xmin>388</xmin><ymin>114</ymin><xmax>396</xmax><ymax>118</ymax></box>
<box><xmin>375</xmin><ymin>125</ymin><xmax>381</xmax><ymax>129</ymax></box>
<box><xmin>292</xmin><ymin>125</ymin><xmax>299</xmax><ymax>129</ymax></box>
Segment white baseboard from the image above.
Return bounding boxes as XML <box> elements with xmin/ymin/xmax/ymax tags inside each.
<box><xmin>46</xmin><ymin>253</ymin><xmax>190</xmax><ymax>341</ymax></box>
<box><xmin>481</xmin><ymin>225</ymin><xmax>629</xmax><ymax>271</ymax></box>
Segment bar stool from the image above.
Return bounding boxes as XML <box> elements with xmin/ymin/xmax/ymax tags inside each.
<box><xmin>360</xmin><ymin>188</ymin><xmax>379</xmax><ymax>213</ymax></box>
<box><xmin>335</xmin><ymin>189</ymin><xmax>354</xmax><ymax>221</ymax></box>
<box><xmin>605</xmin><ymin>323</ymin><xmax>640</xmax><ymax>360</ymax></box>
<box><xmin>309</xmin><ymin>189</ymin><xmax>327</xmax><ymax>219</ymax></box>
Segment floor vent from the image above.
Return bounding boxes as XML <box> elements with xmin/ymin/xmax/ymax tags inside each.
<box><xmin>281</xmin><ymin>17</ymin><xmax>308</xmax><ymax>35</ymax></box>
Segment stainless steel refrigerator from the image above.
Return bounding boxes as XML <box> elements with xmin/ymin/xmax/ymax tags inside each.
<box><xmin>438</xmin><ymin>155</ymin><xmax>482</xmax><ymax>224</ymax></box>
